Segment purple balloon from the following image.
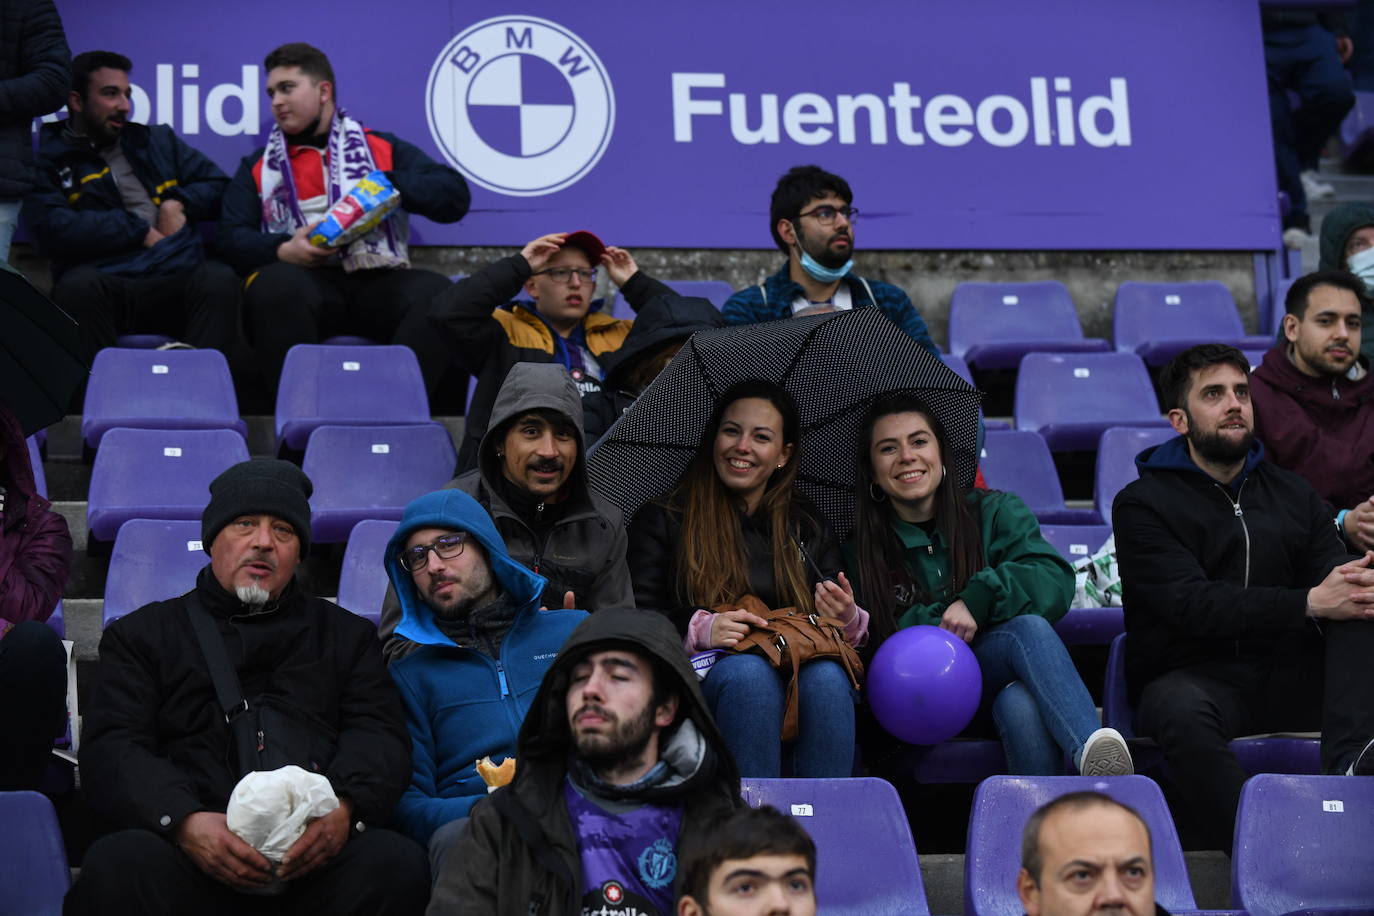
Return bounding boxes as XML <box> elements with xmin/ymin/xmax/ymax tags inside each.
<box><xmin>867</xmin><ymin>625</ymin><xmax>983</xmax><ymax>745</ymax></box>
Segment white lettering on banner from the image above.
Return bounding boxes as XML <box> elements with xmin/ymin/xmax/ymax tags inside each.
<box><xmin>38</xmin><ymin>64</ymin><xmax>264</xmax><ymax>136</ymax></box>
<box><xmin>673</xmin><ymin>75</ymin><xmax>1131</xmax><ymax>149</ymax></box>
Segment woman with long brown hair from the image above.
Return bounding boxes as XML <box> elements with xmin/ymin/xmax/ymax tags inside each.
<box><xmin>848</xmin><ymin>391</ymin><xmax>1133</xmax><ymax>776</ymax></box>
<box><xmin>628</xmin><ymin>378</ymin><xmax>866</xmax><ymax>777</ymax></box>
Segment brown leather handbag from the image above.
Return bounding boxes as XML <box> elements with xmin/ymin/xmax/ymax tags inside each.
<box><xmin>714</xmin><ymin>594</ymin><xmax>865</xmax><ymax>742</ymax></box>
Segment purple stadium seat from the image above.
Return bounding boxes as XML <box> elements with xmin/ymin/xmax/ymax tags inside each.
<box><xmin>336</xmin><ymin>519</ymin><xmax>401</xmax><ymax>626</ymax></box>
<box><xmin>26</xmin><ymin>436</ymin><xmax>45</xmax><ymax>499</ymax></box>
<box><xmin>1015</xmin><ymin>352</ymin><xmax>1168</xmax><ymax>452</ymax></box>
<box><xmin>979</xmin><ymin>429</ymin><xmax>1100</xmax><ymax>524</ymax></box>
<box><xmin>81</xmin><ymin>348</ymin><xmax>246</xmax><ymax>450</ymax></box>
<box><xmin>275</xmin><ymin>344</ymin><xmax>432</xmax><ymax>452</ymax></box>
<box><xmin>1112</xmin><ymin>282</ymin><xmax>1272</xmax><ymax>367</ymax></box>
<box><xmin>1104</xmin><ymin>634</ymin><xmax>1320</xmax><ymax>775</ymax></box>
<box><xmin>610</xmin><ymin>279</ymin><xmax>733</xmax><ymax>318</ymax></box>
<box><xmin>113</xmin><ymin>334</ymin><xmax>174</xmax><ymax>349</ymax></box>
<box><xmin>1242</xmin><ymin>349</ymin><xmax>1267</xmax><ymax>371</ymax></box>
<box><xmin>1266</xmin><ymin>276</ymin><xmax>1297</xmax><ymax>336</ymax></box>
<box><xmin>86</xmin><ymin>428</ymin><xmax>249</xmax><ymax>543</ymax></box>
<box><xmin>102</xmin><ymin>519</ymin><xmax>208</xmax><ymax>627</ymax></box>
<box><xmin>45</xmin><ymin>600</ymin><xmax>63</xmax><ymax>639</ymax></box>
<box><xmin>1234</xmin><ymin>775</ymin><xmax>1374</xmax><ymax>915</ymax></box>
<box><xmin>1341</xmin><ymin>90</ymin><xmax>1374</xmax><ymax>166</ymax></box>
<box><xmin>1038</xmin><ymin>525</ymin><xmax>1124</xmax><ymax>646</ymax></box>
<box><xmin>320</xmin><ymin>335</ymin><xmax>379</xmax><ymax>346</ymax></box>
<box><xmin>905</xmin><ymin>740</ymin><xmax>1008</xmax><ymax>784</ymax></box>
<box><xmin>965</xmin><ymin>775</ymin><xmax>1197</xmax><ymax>916</ymax></box>
<box><xmin>1040</xmin><ymin>524</ymin><xmax>1112</xmax><ymax>564</ymax></box>
<box><xmin>303</xmin><ymin>424</ymin><xmax>457</xmax><ymax>543</ymax></box>
<box><xmin>739</xmin><ymin>777</ymin><xmax>931</xmax><ymax>915</ymax></box>
<box><xmin>948</xmin><ymin>281</ymin><xmax>1110</xmax><ymax>370</ymax></box>
<box><xmin>941</xmin><ymin>353</ymin><xmax>974</xmax><ymax>385</ymax></box>
<box><xmin>1094</xmin><ymin>426</ymin><xmax>1176</xmax><ymax>523</ymax></box>
<box><xmin>0</xmin><ymin>790</ymin><xmax>70</xmax><ymax>915</ymax></box>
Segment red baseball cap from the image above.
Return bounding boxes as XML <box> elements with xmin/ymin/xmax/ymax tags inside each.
<box><xmin>561</xmin><ymin>230</ymin><xmax>606</xmax><ymax>263</ymax></box>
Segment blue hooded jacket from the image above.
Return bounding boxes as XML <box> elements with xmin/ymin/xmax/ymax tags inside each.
<box><xmin>384</xmin><ymin>489</ymin><xmax>586</xmax><ymax>843</ymax></box>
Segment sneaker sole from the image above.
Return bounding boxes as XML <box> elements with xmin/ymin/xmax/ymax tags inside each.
<box><xmin>1080</xmin><ymin>738</ymin><xmax>1134</xmax><ymax>777</ymax></box>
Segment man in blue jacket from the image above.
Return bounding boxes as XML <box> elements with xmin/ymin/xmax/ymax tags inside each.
<box><xmin>721</xmin><ymin>165</ymin><xmax>937</xmax><ymax>356</ymax></box>
<box><xmin>26</xmin><ymin>50</ymin><xmax>239</xmax><ymax>359</ymax></box>
<box><xmin>383</xmin><ymin>487</ymin><xmax>586</xmax><ymax>879</ymax></box>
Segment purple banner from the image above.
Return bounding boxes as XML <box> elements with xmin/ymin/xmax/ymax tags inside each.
<box><xmin>53</xmin><ymin>0</ymin><xmax>1277</xmax><ymax>250</ymax></box>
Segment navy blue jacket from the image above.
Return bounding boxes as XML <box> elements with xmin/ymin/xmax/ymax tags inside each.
<box><xmin>26</xmin><ymin>120</ymin><xmax>226</xmax><ymax>278</ymax></box>
<box><xmin>0</xmin><ymin>0</ymin><xmax>68</xmax><ymax>200</ymax></box>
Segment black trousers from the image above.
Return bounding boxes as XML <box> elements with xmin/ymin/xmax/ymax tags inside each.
<box><xmin>1136</xmin><ymin>620</ymin><xmax>1374</xmax><ymax>850</ymax></box>
<box><xmin>243</xmin><ymin>262</ymin><xmax>454</xmax><ymax>395</ymax></box>
<box><xmin>64</xmin><ymin>826</ymin><xmax>429</xmax><ymax>915</ymax></box>
<box><xmin>53</xmin><ymin>261</ymin><xmax>242</xmax><ymax>361</ymax></box>
<box><xmin>0</xmin><ymin>621</ymin><xmax>67</xmax><ymax>791</ymax></box>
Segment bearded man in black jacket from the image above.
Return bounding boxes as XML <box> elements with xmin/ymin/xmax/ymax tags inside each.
<box><xmin>66</xmin><ymin>460</ymin><xmax>427</xmax><ymax>915</ymax></box>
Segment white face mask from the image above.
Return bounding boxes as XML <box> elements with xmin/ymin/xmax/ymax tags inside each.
<box><xmin>1348</xmin><ymin>246</ymin><xmax>1374</xmax><ymax>294</ymax></box>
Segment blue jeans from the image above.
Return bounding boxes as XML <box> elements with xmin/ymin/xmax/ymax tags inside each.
<box><xmin>0</xmin><ymin>200</ymin><xmax>19</xmax><ymax>269</ymax></box>
<box><xmin>973</xmin><ymin>614</ymin><xmax>1101</xmax><ymax>775</ymax></box>
<box><xmin>701</xmin><ymin>653</ymin><xmax>855</xmax><ymax>778</ymax></box>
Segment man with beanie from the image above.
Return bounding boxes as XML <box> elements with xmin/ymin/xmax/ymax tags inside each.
<box><xmin>379</xmin><ymin>362</ymin><xmax>632</xmax><ymax>663</ymax></box>
<box><xmin>429</xmin><ymin>608</ymin><xmax>742</xmax><ymax>915</ymax></box>
<box><xmin>67</xmin><ymin>459</ymin><xmax>428</xmax><ymax>915</ymax></box>
<box><xmin>384</xmin><ymin>488</ymin><xmax>586</xmax><ymax>878</ymax></box>
<box><xmin>1317</xmin><ymin>200</ymin><xmax>1374</xmax><ymax>365</ymax></box>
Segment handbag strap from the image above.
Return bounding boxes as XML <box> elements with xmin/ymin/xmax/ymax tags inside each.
<box><xmin>184</xmin><ymin>592</ymin><xmax>258</xmax><ymax>776</ymax></box>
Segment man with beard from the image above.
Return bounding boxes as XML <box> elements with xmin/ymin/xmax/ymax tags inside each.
<box><xmin>383</xmin><ymin>488</ymin><xmax>586</xmax><ymax>877</ymax></box>
<box><xmin>720</xmin><ymin>165</ymin><xmax>937</xmax><ymax>355</ymax></box>
<box><xmin>1251</xmin><ymin>271</ymin><xmax>1374</xmax><ymax>551</ymax></box>
<box><xmin>26</xmin><ymin>50</ymin><xmax>240</xmax><ymax>359</ymax></box>
<box><xmin>429</xmin><ymin>608</ymin><xmax>742</xmax><ymax>916</ymax></box>
<box><xmin>380</xmin><ymin>362</ymin><xmax>633</xmax><ymax>663</ymax></box>
<box><xmin>1113</xmin><ymin>344</ymin><xmax>1374</xmax><ymax>851</ymax></box>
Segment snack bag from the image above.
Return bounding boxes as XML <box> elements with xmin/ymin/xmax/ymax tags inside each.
<box><xmin>310</xmin><ymin>170</ymin><xmax>402</xmax><ymax>249</ymax></box>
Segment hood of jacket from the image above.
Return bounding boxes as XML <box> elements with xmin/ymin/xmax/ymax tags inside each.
<box><xmin>1135</xmin><ymin>433</ymin><xmax>1265</xmax><ymax>488</ymax></box>
<box><xmin>384</xmin><ymin>488</ymin><xmax>547</xmax><ymax>648</ymax></box>
<box><xmin>477</xmin><ymin>361</ymin><xmax>591</xmax><ymax>503</ymax></box>
<box><xmin>1319</xmin><ymin>201</ymin><xmax>1374</xmax><ymax>271</ymax></box>
<box><xmin>600</xmin><ymin>294</ymin><xmax>722</xmax><ymax>391</ymax></box>
<box><xmin>514</xmin><ymin>608</ymin><xmax>739</xmax><ymax>792</ymax></box>
<box><xmin>1253</xmin><ymin>341</ymin><xmax>1374</xmax><ymax>408</ymax></box>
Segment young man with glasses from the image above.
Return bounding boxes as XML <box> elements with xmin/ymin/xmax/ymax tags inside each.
<box><xmin>432</xmin><ymin>229</ymin><xmax>673</xmax><ymax>471</ymax></box>
<box><xmin>383</xmin><ymin>486</ymin><xmax>587</xmax><ymax>879</ymax></box>
<box><xmin>721</xmin><ymin>164</ymin><xmax>937</xmax><ymax>355</ymax></box>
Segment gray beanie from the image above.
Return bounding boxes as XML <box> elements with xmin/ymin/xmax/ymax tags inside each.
<box><xmin>202</xmin><ymin>459</ymin><xmax>313</xmax><ymax>555</ymax></box>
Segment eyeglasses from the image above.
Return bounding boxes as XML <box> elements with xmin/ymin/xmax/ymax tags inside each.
<box><xmin>533</xmin><ymin>267</ymin><xmax>598</xmax><ymax>284</ymax></box>
<box><xmin>796</xmin><ymin>205</ymin><xmax>858</xmax><ymax>227</ymax></box>
<box><xmin>399</xmin><ymin>532</ymin><xmax>469</xmax><ymax>572</ymax></box>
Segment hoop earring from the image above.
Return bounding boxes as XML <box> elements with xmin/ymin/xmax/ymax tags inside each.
<box><xmin>868</xmin><ymin>481</ymin><xmax>887</xmax><ymax>503</ymax></box>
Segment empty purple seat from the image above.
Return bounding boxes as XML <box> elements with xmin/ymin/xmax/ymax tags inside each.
<box><xmin>610</xmin><ymin>279</ymin><xmax>733</xmax><ymax>318</ymax></box>
<box><xmin>1095</xmin><ymin>426</ymin><xmax>1176</xmax><ymax>523</ymax></box>
<box><xmin>336</xmin><ymin>519</ymin><xmax>401</xmax><ymax>625</ymax></box>
<box><xmin>0</xmin><ymin>790</ymin><xmax>70</xmax><ymax>915</ymax></box>
<box><xmin>275</xmin><ymin>345</ymin><xmax>431</xmax><ymax>452</ymax></box>
<box><xmin>740</xmin><ymin>777</ymin><xmax>930</xmax><ymax>915</ymax></box>
<box><xmin>1234</xmin><ymin>774</ymin><xmax>1374</xmax><ymax>915</ymax></box>
<box><xmin>103</xmin><ymin>519</ymin><xmax>208</xmax><ymax>627</ymax></box>
<box><xmin>949</xmin><ymin>281</ymin><xmax>1110</xmax><ymax>370</ymax></box>
<box><xmin>1113</xmin><ymin>282</ymin><xmax>1272</xmax><ymax>367</ymax></box>
<box><xmin>81</xmin><ymin>348</ymin><xmax>246</xmax><ymax>450</ymax></box>
<box><xmin>1015</xmin><ymin>352</ymin><xmax>1168</xmax><ymax>452</ymax></box>
<box><xmin>979</xmin><ymin>429</ymin><xmax>1099</xmax><ymax>523</ymax></box>
<box><xmin>46</xmin><ymin>600</ymin><xmax>63</xmax><ymax>639</ymax></box>
<box><xmin>965</xmin><ymin>775</ymin><xmax>1196</xmax><ymax>916</ymax></box>
<box><xmin>113</xmin><ymin>334</ymin><xmax>174</xmax><ymax>349</ymax></box>
<box><xmin>87</xmin><ymin>428</ymin><xmax>249</xmax><ymax>543</ymax></box>
<box><xmin>1040</xmin><ymin>524</ymin><xmax>1112</xmax><ymax>564</ymax></box>
<box><xmin>26</xmin><ymin>436</ymin><xmax>45</xmax><ymax>499</ymax></box>
<box><xmin>304</xmin><ymin>424</ymin><xmax>457</xmax><ymax>543</ymax></box>
<box><xmin>1242</xmin><ymin>349</ymin><xmax>1267</xmax><ymax>371</ymax></box>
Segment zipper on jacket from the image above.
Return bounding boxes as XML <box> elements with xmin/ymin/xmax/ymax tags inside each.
<box><xmin>494</xmin><ymin>658</ymin><xmax>510</xmax><ymax>697</ymax></box>
<box><xmin>1213</xmin><ymin>479</ymin><xmax>1251</xmax><ymax>587</ymax></box>
<box><xmin>1333</xmin><ymin>378</ymin><xmax>1341</xmax><ymax>400</ymax></box>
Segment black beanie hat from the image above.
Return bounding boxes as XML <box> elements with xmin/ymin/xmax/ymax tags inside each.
<box><xmin>202</xmin><ymin>459</ymin><xmax>313</xmax><ymax>556</ymax></box>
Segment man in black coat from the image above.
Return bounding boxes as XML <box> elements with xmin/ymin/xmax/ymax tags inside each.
<box><xmin>0</xmin><ymin>0</ymin><xmax>68</xmax><ymax>267</ymax></box>
<box><xmin>1114</xmin><ymin>344</ymin><xmax>1374</xmax><ymax>851</ymax></box>
<box><xmin>66</xmin><ymin>460</ymin><xmax>427</xmax><ymax>915</ymax></box>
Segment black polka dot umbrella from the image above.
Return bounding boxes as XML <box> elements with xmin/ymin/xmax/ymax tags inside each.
<box><xmin>586</xmin><ymin>309</ymin><xmax>982</xmax><ymax>539</ymax></box>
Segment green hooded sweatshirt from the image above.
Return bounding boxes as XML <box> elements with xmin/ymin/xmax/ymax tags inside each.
<box><xmin>1316</xmin><ymin>201</ymin><xmax>1374</xmax><ymax>365</ymax></box>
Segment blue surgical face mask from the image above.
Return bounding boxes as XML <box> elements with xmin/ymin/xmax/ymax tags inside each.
<box><xmin>1349</xmin><ymin>246</ymin><xmax>1374</xmax><ymax>294</ymax></box>
<box><xmin>797</xmin><ymin>245</ymin><xmax>853</xmax><ymax>284</ymax></box>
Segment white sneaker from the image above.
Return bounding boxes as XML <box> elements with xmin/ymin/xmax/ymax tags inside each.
<box><xmin>1282</xmin><ymin>226</ymin><xmax>1313</xmax><ymax>250</ymax></box>
<box><xmin>155</xmin><ymin>340</ymin><xmax>196</xmax><ymax>350</ymax></box>
<box><xmin>1345</xmin><ymin>736</ymin><xmax>1374</xmax><ymax>776</ymax></box>
<box><xmin>1078</xmin><ymin>727</ymin><xmax>1134</xmax><ymax>776</ymax></box>
<box><xmin>1302</xmin><ymin>170</ymin><xmax>1336</xmax><ymax>201</ymax></box>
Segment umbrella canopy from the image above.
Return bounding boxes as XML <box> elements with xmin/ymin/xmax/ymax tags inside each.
<box><xmin>587</xmin><ymin>309</ymin><xmax>982</xmax><ymax>539</ymax></box>
<box><xmin>0</xmin><ymin>270</ymin><xmax>88</xmax><ymax>436</ymax></box>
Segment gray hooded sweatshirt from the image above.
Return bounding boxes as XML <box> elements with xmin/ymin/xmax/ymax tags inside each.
<box><xmin>381</xmin><ymin>362</ymin><xmax>633</xmax><ymax>662</ymax></box>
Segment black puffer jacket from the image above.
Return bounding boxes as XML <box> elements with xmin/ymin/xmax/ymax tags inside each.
<box><xmin>429</xmin><ymin>608</ymin><xmax>742</xmax><ymax>915</ymax></box>
<box><xmin>80</xmin><ymin>568</ymin><xmax>412</xmax><ymax>835</ymax></box>
<box><xmin>0</xmin><ymin>0</ymin><xmax>68</xmax><ymax>201</ymax></box>
<box><xmin>628</xmin><ymin>494</ymin><xmax>843</xmax><ymax>633</ymax></box>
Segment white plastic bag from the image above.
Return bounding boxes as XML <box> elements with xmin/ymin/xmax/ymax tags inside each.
<box><xmin>226</xmin><ymin>765</ymin><xmax>339</xmax><ymax>862</ymax></box>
